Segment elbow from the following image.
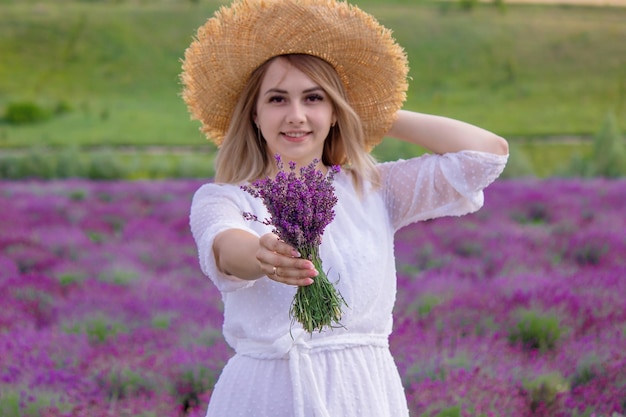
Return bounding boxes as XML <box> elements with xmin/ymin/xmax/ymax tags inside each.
<box><xmin>213</xmin><ymin>231</ymin><xmax>235</xmax><ymax>276</ymax></box>
<box><xmin>491</xmin><ymin>135</ymin><xmax>509</xmax><ymax>156</ymax></box>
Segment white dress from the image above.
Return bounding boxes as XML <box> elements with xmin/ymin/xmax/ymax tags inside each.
<box><xmin>189</xmin><ymin>150</ymin><xmax>507</xmax><ymax>417</ymax></box>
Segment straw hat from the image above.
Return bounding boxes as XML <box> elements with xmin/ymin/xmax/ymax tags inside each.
<box><xmin>181</xmin><ymin>0</ymin><xmax>409</xmax><ymax>150</ymax></box>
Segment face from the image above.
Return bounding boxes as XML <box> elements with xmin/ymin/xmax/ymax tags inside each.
<box><xmin>254</xmin><ymin>57</ymin><xmax>336</xmax><ymax>171</ymax></box>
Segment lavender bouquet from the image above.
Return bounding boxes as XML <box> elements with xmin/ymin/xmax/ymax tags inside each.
<box><xmin>241</xmin><ymin>155</ymin><xmax>345</xmax><ymax>333</ymax></box>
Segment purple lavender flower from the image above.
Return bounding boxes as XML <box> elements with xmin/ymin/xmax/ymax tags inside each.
<box><xmin>241</xmin><ymin>155</ymin><xmax>344</xmax><ymax>333</ymax></box>
<box><xmin>2</xmin><ymin>178</ymin><xmax>626</xmax><ymax>414</ymax></box>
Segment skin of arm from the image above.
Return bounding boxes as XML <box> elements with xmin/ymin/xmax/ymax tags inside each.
<box><xmin>213</xmin><ymin>229</ymin><xmax>318</xmax><ymax>286</ymax></box>
<box><xmin>386</xmin><ymin>110</ymin><xmax>509</xmax><ymax>156</ymax></box>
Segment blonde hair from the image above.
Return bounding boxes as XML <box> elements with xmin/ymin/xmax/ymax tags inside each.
<box><xmin>214</xmin><ymin>54</ymin><xmax>380</xmax><ymax>191</ymax></box>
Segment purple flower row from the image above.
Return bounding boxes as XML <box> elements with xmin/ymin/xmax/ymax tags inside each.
<box><xmin>0</xmin><ymin>178</ymin><xmax>624</xmax><ymax>416</ymax></box>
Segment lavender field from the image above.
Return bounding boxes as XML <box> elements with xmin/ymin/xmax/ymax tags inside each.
<box><xmin>1</xmin><ymin>178</ymin><xmax>625</xmax><ymax>417</ymax></box>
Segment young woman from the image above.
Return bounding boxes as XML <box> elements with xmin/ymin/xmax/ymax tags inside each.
<box><xmin>183</xmin><ymin>1</ymin><xmax>508</xmax><ymax>416</ymax></box>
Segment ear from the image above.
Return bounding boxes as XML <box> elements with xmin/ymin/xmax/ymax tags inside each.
<box><xmin>253</xmin><ymin>112</ymin><xmax>258</xmax><ymax>127</ymax></box>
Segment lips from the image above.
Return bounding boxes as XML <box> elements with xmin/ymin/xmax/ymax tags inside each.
<box><xmin>282</xmin><ymin>131</ymin><xmax>311</xmax><ymax>141</ymax></box>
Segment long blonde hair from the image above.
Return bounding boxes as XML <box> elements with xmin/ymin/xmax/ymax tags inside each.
<box><xmin>214</xmin><ymin>54</ymin><xmax>379</xmax><ymax>191</ymax></box>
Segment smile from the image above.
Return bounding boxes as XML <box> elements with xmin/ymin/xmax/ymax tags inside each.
<box><xmin>282</xmin><ymin>131</ymin><xmax>311</xmax><ymax>139</ymax></box>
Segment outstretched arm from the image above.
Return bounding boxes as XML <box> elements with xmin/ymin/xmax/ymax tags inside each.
<box><xmin>387</xmin><ymin>110</ymin><xmax>509</xmax><ymax>156</ymax></box>
<box><xmin>213</xmin><ymin>230</ymin><xmax>317</xmax><ymax>286</ymax></box>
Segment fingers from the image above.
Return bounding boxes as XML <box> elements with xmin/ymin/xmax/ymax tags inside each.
<box><xmin>270</xmin><ymin>264</ymin><xmax>317</xmax><ymax>286</ymax></box>
<box><xmin>259</xmin><ymin>233</ymin><xmax>300</xmax><ymax>257</ymax></box>
<box><xmin>257</xmin><ymin>233</ymin><xmax>317</xmax><ymax>286</ymax></box>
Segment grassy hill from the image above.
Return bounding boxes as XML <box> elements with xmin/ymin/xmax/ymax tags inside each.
<box><xmin>0</xmin><ymin>0</ymin><xmax>624</xmax><ymax>155</ymax></box>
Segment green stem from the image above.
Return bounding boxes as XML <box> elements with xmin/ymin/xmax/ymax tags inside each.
<box><xmin>289</xmin><ymin>245</ymin><xmax>346</xmax><ymax>333</ymax></box>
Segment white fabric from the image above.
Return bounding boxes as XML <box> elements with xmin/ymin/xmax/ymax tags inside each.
<box><xmin>189</xmin><ymin>150</ymin><xmax>507</xmax><ymax>417</ymax></box>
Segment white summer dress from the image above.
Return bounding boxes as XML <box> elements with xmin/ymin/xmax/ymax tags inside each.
<box><xmin>189</xmin><ymin>150</ymin><xmax>507</xmax><ymax>417</ymax></box>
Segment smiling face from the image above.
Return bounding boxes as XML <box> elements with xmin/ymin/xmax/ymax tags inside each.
<box><xmin>254</xmin><ymin>57</ymin><xmax>336</xmax><ymax>172</ymax></box>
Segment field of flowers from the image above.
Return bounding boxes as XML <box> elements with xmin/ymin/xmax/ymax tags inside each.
<box><xmin>1</xmin><ymin>178</ymin><xmax>625</xmax><ymax>417</ymax></box>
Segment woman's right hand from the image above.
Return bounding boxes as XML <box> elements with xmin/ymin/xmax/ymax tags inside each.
<box><xmin>256</xmin><ymin>233</ymin><xmax>318</xmax><ymax>286</ymax></box>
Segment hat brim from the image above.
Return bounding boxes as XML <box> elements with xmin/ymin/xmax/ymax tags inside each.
<box><xmin>181</xmin><ymin>0</ymin><xmax>409</xmax><ymax>150</ymax></box>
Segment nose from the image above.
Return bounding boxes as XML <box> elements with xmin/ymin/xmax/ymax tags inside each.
<box><xmin>286</xmin><ymin>102</ymin><xmax>306</xmax><ymax>125</ymax></box>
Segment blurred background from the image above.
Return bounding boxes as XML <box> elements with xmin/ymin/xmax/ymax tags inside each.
<box><xmin>0</xmin><ymin>0</ymin><xmax>625</xmax><ymax>179</ymax></box>
<box><xmin>1</xmin><ymin>2</ymin><xmax>625</xmax><ymax>415</ymax></box>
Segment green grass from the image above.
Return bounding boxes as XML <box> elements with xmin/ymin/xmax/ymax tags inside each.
<box><xmin>375</xmin><ymin>2</ymin><xmax>626</xmax><ymax>137</ymax></box>
<box><xmin>0</xmin><ymin>0</ymin><xmax>624</xmax><ymax>152</ymax></box>
<box><xmin>0</xmin><ymin>1</ymin><xmax>211</xmax><ymax>146</ymax></box>
<box><xmin>0</xmin><ymin>145</ymin><xmax>216</xmax><ymax>179</ymax></box>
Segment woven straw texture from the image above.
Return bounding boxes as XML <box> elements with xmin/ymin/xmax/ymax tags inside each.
<box><xmin>181</xmin><ymin>0</ymin><xmax>409</xmax><ymax>149</ymax></box>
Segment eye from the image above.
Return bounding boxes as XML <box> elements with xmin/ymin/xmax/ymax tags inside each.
<box><xmin>306</xmin><ymin>93</ymin><xmax>325</xmax><ymax>102</ymax></box>
<box><xmin>268</xmin><ymin>95</ymin><xmax>286</xmax><ymax>103</ymax></box>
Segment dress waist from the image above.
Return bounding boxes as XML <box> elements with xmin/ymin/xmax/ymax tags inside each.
<box><xmin>235</xmin><ymin>332</ymin><xmax>389</xmax><ymax>417</ymax></box>
<box><xmin>236</xmin><ymin>331</ymin><xmax>388</xmax><ymax>359</ymax></box>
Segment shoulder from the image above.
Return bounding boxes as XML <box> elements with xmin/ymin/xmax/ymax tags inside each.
<box><xmin>191</xmin><ymin>182</ymin><xmax>252</xmax><ymax>209</ymax></box>
<box><xmin>193</xmin><ymin>181</ymin><xmax>247</xmax><ymax>199</ymax></box>
<box><xmin>377</xmin><ymin>150</ymin><xmax>507</xmax><ymax>173</ymax></box>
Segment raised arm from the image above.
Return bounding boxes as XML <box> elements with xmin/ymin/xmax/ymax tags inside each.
<box><xmin>387</xmin><ymin>110</ymin><xmax>509</xmax><ymax>156</ymax></box>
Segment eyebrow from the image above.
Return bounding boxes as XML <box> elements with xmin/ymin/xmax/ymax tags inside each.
<box><xmin>263</xmin><ymin>87</ymin><xmax>324</xmax><ymax>96</ymax></box>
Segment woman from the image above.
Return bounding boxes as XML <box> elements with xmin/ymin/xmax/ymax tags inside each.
<box><xmin>183</xmin><ymin>1</ymin><xmax>509</xmax><ymax>416</ymax></box>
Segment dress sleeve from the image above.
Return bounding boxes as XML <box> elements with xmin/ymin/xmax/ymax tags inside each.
<box><xmin>379</xmin><ymin>150</ymin><xmax>508</xmax><ymax>231</ymax></box>
<box><xmin>189</xmin><ymin>183</ymin><xmax>258</xmax><ymax>292</ymax></box>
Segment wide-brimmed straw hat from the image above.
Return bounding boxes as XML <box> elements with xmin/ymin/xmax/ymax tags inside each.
<box><xmin>181</xmin><ymin>0</ymin><xmax>409</xmax><ymax>150</ymax></box>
